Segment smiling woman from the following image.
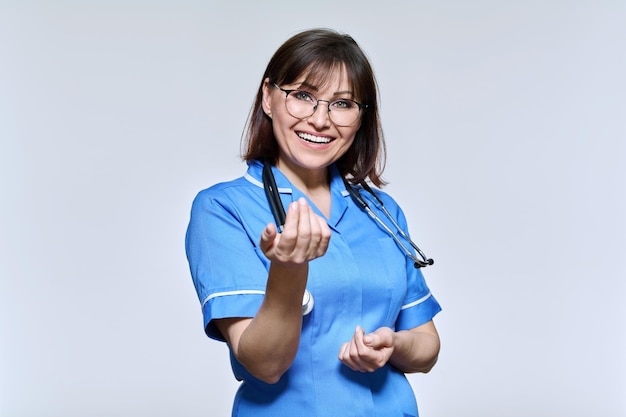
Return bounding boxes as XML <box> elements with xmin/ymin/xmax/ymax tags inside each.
<box><xmin>185</xmin><ymin>28</ymin><xmax>441</xmax><ymax>417</ymax></box>
<box><xmin>260</xmin><ymin>72</ymin><xmax>362</xmax><ymax>194</ymax></box>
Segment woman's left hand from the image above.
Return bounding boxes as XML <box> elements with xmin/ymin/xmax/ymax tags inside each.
<box><xmin>338</xmin><ymin>326</ymin><xmax>395</xmax><ymax>372</ymax></box>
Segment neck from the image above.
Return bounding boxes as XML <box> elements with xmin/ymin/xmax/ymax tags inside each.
<box><xmin>274</xmin><ymin>161</ymin><xmax>332</xmax><ymax>218</ymax></box>
<box><xmin>275</xmin><ymin>161</ymin><xmax>330</xmax><ymax>194</ymax></box>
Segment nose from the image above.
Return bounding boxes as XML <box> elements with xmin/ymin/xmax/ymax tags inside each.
<box><xmin>308</xmin><ymin>99</ymin><xmax>332</xmax><ymax>128</ymax></box>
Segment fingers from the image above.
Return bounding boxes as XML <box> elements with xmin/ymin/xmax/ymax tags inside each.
<box><xmin>263</xmin><ymin>197</ymin><xmax>330</xmax><ymax>265</ymax></box>
<box><xmin>314</xmin><ymin>209</ymin><xmax>332</xmax><ymax>257</ymax></box>
<box><xmin>304</xmin><ymin>202</ymin><xmax>331</xmax><ymax>259</ymax></box>
<box><xmin>338</xmin><ymin>326</ymin><xmax>394</xmax><ymax>372</ymax></box>
<box><xmin>338</xmin><ymin>326</ymin><xmax>371</xmax><ymax>372</ymax></box>
<box><xmin>259</xmin><ymin>222</ymin><xmax>278</xmax><ymax>253</ymax></box>
<box><xmin>290</xmin><ymin>198</ymin><xmax>329</xmax><ymax>260</ymax></box>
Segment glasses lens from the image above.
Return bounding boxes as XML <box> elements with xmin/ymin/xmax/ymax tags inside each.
<box><xmin>328</xmin><ymin>99</ymin><xmax>360</xmax><ymax>126</ymax></box>
<box><xmin>285</xmin><ymin>90</ymin><xmax>361</xmax><ymax>126</ymax></box>
<box><xmin>285</xmin><ymin>90</ymin><xmax>316</xmax><ymax>119</ymax></box>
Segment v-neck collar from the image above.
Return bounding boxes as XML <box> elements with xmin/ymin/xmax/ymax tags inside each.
<box><xmin>245</xmin><ymin>160</ymin><xmax>351</xmax><ymax>228</ymax></box>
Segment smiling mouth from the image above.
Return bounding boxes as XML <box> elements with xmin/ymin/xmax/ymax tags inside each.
<box><xmin>297</xmin><ymin>132</ymin><xmax>333</xmax><ymax>144</ymax></box>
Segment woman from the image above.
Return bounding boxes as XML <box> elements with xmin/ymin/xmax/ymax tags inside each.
<box><xmin>186</xmin><ymin>28</ymin><xmax>442</xmax><ymax>417</ymax></box>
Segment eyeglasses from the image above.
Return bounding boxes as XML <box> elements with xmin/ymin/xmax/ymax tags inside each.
<box><xmin>273</xmin><ymin>83</ymin><xmax>367</xmax><ymax>127</ymax></box>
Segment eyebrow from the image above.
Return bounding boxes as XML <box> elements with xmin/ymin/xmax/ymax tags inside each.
<box><xmin>297</xmin><ymin>81</ymin><xmax>355</xmax><ymax>97</ymax></box>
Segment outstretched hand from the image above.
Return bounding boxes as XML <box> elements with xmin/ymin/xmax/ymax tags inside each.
<box><xmin>338</xmin><ymin>326</ymin><xmax>396</xmax><ymax>372</ymax></box>
<box><xmin>260</xmin><ymin>197</ymin><xmax>331</xmax><ymax>267</ymax></box>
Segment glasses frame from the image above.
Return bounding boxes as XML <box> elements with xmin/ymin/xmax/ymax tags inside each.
<box><xmin>273</xmin><ymin>83</ymin><xmax>367</xmax><ymax>127</ymax></box>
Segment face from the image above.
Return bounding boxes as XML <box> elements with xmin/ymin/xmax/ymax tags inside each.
<box><xmin>262</xmin><ymin>67</ymin><xmax>361</xmax><ymax>183</ymax></box>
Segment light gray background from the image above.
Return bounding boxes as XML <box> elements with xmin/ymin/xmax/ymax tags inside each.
<box><xmin>1</xmin><ymin>1</ymin><xmax>624</xmax><ymax>416</ymax></box>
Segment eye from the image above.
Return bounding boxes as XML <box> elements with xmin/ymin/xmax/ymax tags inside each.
<box><xmin>291</xmin><ymin>90</ymin><xmax>315</xmax><ymax>102</ymax></box>
<box><xmin>330</xmin><ymin>99</ymin><xmax>356</xmax><ymax>110</ymax></box>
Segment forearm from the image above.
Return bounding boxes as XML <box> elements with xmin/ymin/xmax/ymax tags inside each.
<box><xmin>389</xmin><ymin>323</ymin><xmax>440</xmax><ymax>373</ymax></box>
<box><xmin>233</xmin><ymin>262</ymin><xmax>308</xmax><ymax>383</ymax></box>
<box><xmin>219</xmin><ymin>199</ymin><xmax>330</xmax><ymax>383</ymax></box>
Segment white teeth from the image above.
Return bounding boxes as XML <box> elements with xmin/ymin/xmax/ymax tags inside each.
<box><xmin>297</xmin><ymin>132</ymin><xmax>331</xmax><ymax>144</ymax></box>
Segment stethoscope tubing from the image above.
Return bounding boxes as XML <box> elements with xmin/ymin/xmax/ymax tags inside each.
<box><xmin>263</xmin><ymin>161</ymin><xmax>313</xmax><ymax>315</ymax></box>
<box><xmin>261</xmin><ymin>160</ymin><xmax>433</xmax><ymax>316</ymax></box>
<box><xmin>262</xmin><ymin>161</ymin><xmax>286</xmax><ymax>232</ymax></box>
<box><xmin>262</xmin><ymin>160</ymin><xmax>433</xmax><ymax>269</ymax></box>
<box><xmin>342</xmin><ymin>178</ymin><xmax>433</xmax><ymax>268</ymax></box>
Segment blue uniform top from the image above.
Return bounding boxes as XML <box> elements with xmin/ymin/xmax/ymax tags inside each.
<box><xmin>185</xmin><ymin>160</ymin><xmax>442</xmax><ymax>417</ymax></box>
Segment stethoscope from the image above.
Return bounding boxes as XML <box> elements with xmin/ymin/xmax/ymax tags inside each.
<box><xmin>262</xmin><ymin>160</ymin><xmax>433</xmax><ymax>315</ymax></box>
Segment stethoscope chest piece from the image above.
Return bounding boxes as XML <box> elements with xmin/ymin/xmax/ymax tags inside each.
<box><xmin>302</xmin><ymin>289</ymin><xmax>314</xmax><ymax>316</ymax></box>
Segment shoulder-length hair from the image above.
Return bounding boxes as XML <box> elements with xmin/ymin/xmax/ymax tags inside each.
<box><xmin>241</xmin><ymin>28</ymin><xmax>386</xmax><ymax>187</ymax></box>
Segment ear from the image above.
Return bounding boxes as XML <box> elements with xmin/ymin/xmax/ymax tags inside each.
<box><xmin>261</xmin><ymin>78</ymin><xmax>273</xmax><ymax>117</ymax></box>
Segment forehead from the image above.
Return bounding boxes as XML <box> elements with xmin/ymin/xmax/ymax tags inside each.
<box><xmin>295</xmin><ymin>64</ymin><xmax>351</xmax><ymax>92</ymax></box>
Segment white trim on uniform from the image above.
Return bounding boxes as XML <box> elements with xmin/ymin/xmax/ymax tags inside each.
<box><xmin>244</xmin><ymin>172</ymin><xmax>291</xmax><ymax>193</ymax></box>
<box><xmin>400</xmin><ymin>292</ymin><xmax>432</xmax><ymax>310</ymax></box>
<box><xmin>202</xmin><ymin>289</ymin><xmax>266</xmax><ymax>308</ymax></box>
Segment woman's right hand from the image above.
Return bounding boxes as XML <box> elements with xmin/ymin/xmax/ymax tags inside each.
<box><xmin>215</xmin><ymin>198</ymin><xmax>330</xmax><ymax>384</ymax></box>
<box><xmin>260</xmin><ymin>197</ymin><xmax>331</xmax><ymax>266</ymax></box>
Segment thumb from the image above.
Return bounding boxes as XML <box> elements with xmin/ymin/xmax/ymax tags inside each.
<box><xmin>260</xmin><ymin>223</ymin><xmax>277</xmax><ymax>252</ymax></box>
<box><xmin>364</xmin><ymin>328</ymin><xmax>392</xmax><ymax>348</ymax></box>
<box><xmin>363</xmin><ymin>332</ymin><xmax>376</xmax><ymax>346</ymax></box>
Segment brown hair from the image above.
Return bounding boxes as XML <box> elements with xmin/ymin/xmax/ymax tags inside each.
<box><xmin>241</xmin><ymin>28</ymin><xmax>386</xmax><ymax>186</ymax></box>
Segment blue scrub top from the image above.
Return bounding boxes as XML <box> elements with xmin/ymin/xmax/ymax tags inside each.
<box><xmin>186</xmin><ymin>160</ymin><xmax>441</xmax><ymax>417</ymax></box>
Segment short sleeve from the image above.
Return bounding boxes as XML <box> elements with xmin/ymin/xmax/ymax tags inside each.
<box><xmin>185</xmin><ymin>186</ymin><xmax>269</xmax><ymax>341</ymax></box>
<box><xmin>372</xmin><ymin>191</ymin><xmax>442</xmax><ymax>330</ymax></box>
<box><xmin>395</xmin><ymin>265</ymin><xmax>442</xmax><ymax>330</ymax></box>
